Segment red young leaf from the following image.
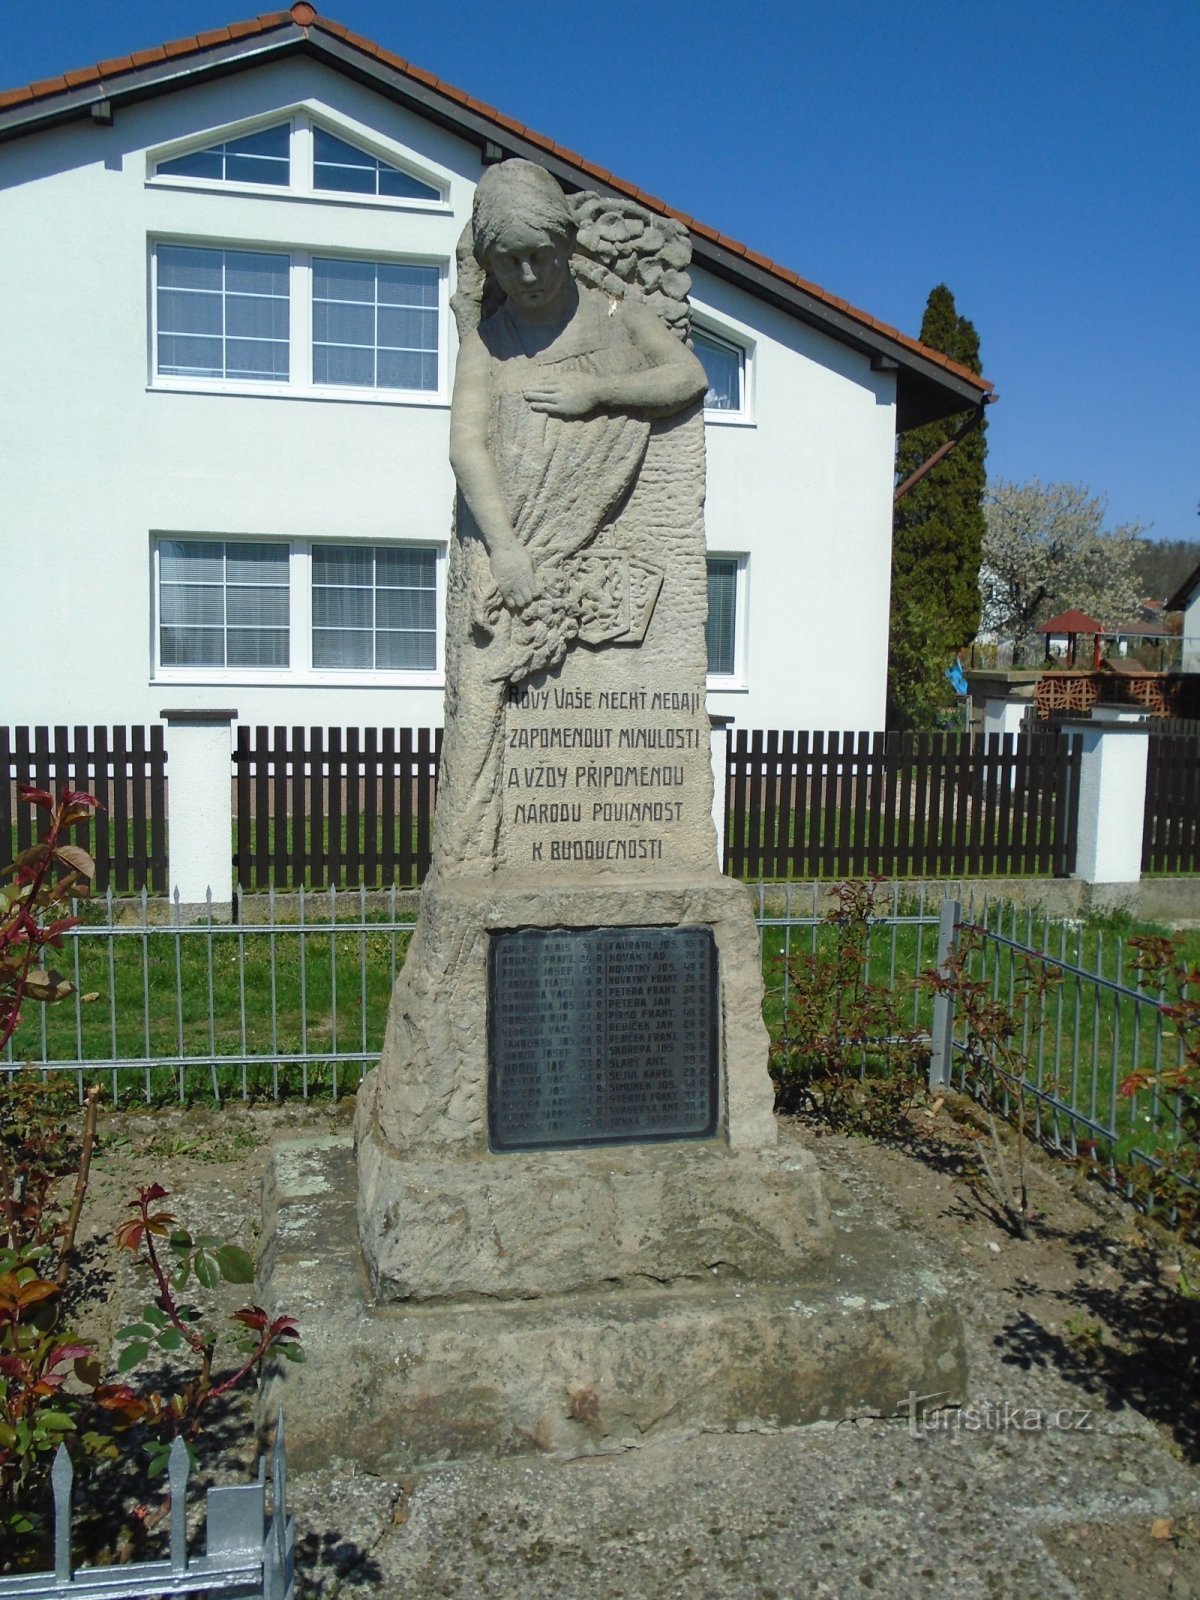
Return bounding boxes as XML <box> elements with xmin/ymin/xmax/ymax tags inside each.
<box><xmin>16</xmin><ymin>785</ymin><xmax>54</xmax><ymax>811</ymax></box>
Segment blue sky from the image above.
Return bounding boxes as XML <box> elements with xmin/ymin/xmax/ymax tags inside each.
<box><xmin>3</xmin><ymin>1</ymin><xmax>1196</xmax><ymax>542</ymax></box>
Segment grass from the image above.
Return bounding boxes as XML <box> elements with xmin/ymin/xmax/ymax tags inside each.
<box><xmin>9</xmin><ymin>911</ymin><xmax>411</xmax><ymax>1105</ymax></box>
<box><xmin>6</xmin><ymin>892</ymin><xmax>1198</xmax><ymax>1177</ymax></box>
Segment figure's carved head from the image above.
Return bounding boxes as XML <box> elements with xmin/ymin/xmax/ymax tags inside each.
<box><xmin>470</xmin><ymin>161</ymin><xmax>579</xmax><ymax>323</ymax></box>
<box><xmin>472</xmin><ymin>159</ymin><xmax>574</xmax><ymax>268</ymax></box>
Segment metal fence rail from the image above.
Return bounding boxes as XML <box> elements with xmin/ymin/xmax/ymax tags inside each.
<box><xmin>3</xmin><ymin>886</ymin><xmax>417</xmax><ymax>1104</ymax></box>
<box><xmin>934</xmin><ymin>898</ymin><xmax>1190</xmax><ymax>1187</ymax></box>
<box><xmin>753</xmin><ymin>880</ymin><xmax>946</xmax><ymax>1049</ymax></box>
<box><xmin>0</xmin><ymin>1413</ymin><xmax>292</xmax><ymax>1600</ymax></box>
<box><xmin>3</xmin><ymin>884</ymin><xmax>1192</xmax><ymax>1211</ymax></box>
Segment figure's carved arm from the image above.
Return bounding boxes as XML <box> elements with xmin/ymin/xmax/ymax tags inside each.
<box><xmin>449</xmin><ymin>329</ymin><xmax>538</xmax><ymax>609</ymax></box>
<box><xmin>524</xmin><ymin>300</ymin><xmax>708</xmax><ymax>421</ymax></box>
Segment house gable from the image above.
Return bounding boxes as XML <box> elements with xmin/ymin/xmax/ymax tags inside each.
<box><xmin>0</xmin><ymin>3</ymin><xmax>991</xmax><ymax>432</ymax></box>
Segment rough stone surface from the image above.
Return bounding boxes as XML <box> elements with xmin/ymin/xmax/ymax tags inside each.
<box><xmin>347</xmin><ymin>1136</ymin><xmax>827</xmax><ymax>1302</ymax></box>
<box><xmin>357</xmin><ymin>876</ymin><xmax>776</xmax><ymax>1161</ymax></box>
<box><xmin>263</xmin><ymin>1137</ymin><xmax>965</xmax><ymax>1476</ymax></box>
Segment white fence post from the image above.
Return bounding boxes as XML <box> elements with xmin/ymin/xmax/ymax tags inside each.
<box><xmin>982</xmin><ymin>696</ymin><xmax>1029</xmax><ymax>738</ymax></box>
<box><xmin>710</xmin><ymin>715</ymin><xmax>732</xmax><ymax>872</ymax></box>
<box><xmin>1061</xmin><ymin>706</ymin><xmax>1151</xmax><ymax>887</ymax></box>
<box><xmin>160</xmin><ymin>709</ymin><xmax>237</xmax><ymax>917</ymax></box>
<box><xmin>928</xmin><ymin>897</ymin><xmax>960</xmax><ymax>1089</ymax></box>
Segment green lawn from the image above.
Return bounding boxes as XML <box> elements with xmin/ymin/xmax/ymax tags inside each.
<box><xmin>6</xmin><ymin>900</ymin><xmax>1196</xmax><ymax>1172</ymax></box>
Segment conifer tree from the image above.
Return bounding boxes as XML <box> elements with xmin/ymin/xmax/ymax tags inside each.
<box><xmin>888</xmin><ymin>284</ymin><xmax>987</xmax><ymax>727</ymax></box>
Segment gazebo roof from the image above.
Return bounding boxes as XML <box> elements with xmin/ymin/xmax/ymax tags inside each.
<box><xmin>1036</xmin><ymin>609</ymin><xmax>1105</xmax><ymax>635</ymax></box>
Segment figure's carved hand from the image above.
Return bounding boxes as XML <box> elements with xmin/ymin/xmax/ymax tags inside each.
<box><xmin>489</xmin><ymin>540</ymin><xmax>538</xmax><ymax>610</ymax></box>
<box><xmin>523</xmin><ymin>376</ymin><xmax>606</xmax><ymax>419</ymax></box>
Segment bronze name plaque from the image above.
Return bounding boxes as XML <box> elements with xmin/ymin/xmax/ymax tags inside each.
<box><xmin>488</xmin><ymin>926</ymin><xmax>719</xmax><ymax>1151</ymax></box>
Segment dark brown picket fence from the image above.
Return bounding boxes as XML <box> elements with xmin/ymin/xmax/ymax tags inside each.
<box><xmin>12</xmin><ymin>719</ymin><xmax>1199</xmax><ymax>892</ymax></box>
<box><xmin>232</xmin><ymin>725</ymin><xmax>442</xmax><ymax>889</ymax></box>
<box><xmin>723</xmin><ymin>728</ymin><xmax>1082</xmax><ymax>880</ymax></box>
<box><xmin>1</xmin><ymin>724</ymin><xmax>167</xmax><ymax>892</ymax></box>
<box><xmin>1142</xmin><ymin>730</ymin><xmax>1200</xmax><ymax>873</ymax></box>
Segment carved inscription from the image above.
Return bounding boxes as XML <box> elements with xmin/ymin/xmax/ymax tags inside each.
<box><xmin>488</xmin><ymin>926</ymin><xmax>718</xmax><ymax>1151</ymax></box>
<box><xmin>504</xmin><ymin>682</ymin><xmax>708</xmax><ymax>868</ymax></box>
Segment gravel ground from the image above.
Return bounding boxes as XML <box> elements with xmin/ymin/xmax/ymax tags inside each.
<box><xmin>55</xmin><ymin>1097</ymin><xmax>1200</xmax><ymax>1598</ymax></box>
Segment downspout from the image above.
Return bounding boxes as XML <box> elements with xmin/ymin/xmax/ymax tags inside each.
<box><xmin>893</xmin><ymin>395</ymin><xmax>995</xmax><ymax>505</ymax></box>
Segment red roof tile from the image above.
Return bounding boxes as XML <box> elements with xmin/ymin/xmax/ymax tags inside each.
<box><xmin>0</xmin><ymin>2</ymin><xmax>991</xmax><ymax>398</ymax></box>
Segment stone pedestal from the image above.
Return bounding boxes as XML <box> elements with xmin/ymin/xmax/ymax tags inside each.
<box><xmin>353</xmin><ymin>869</ymin><xmax>808</xmax><ymax>1295</ymax></box>
<box><xmin>260</xmin><ymin>1135</ymin><xmax>966</xmax><ymax>1474</ymax></box>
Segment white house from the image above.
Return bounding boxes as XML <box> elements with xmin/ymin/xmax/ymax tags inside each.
<box><xmin>0</xmin><ymin>3</ymin><xmax>990</xmax><ymax>739</ymax></box>
<box><xmin>1168</xmin><ymin>561</ymin><xmax>1200</xmax><ymax>675</ymax></box>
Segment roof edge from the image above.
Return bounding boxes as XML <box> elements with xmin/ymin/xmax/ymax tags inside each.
<box><xmin>1167</xmin><ymin>559</ymin><xmax>1200</xmax><ymax>613</ymax></box>
<box><xmin>0</xmin><ymin>4</ymin><xmax>992</xmax><ymax>421</ymax></box>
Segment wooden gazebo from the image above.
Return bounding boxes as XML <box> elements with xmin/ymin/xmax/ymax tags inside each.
<box><xmin>1037</xmin><ymin>608</ymin><xmax>1105</xmax><ymax>669</ymax></box>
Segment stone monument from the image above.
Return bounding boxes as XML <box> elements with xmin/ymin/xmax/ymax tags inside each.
<box><xmin>261</xmin><ymin>161</ymin><xmax>964</xmax><ymax>1470</ymax></box>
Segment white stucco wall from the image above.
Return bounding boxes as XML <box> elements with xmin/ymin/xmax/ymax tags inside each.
<box><xmin>0</xmin><ymin>56</ymin><xmax>897</xmax><ymax>739</ymax></box>
<box><xmin>1182</xmin><ymin>592</ymin><xmax>1200</xmax><ymax>675</ymax></box>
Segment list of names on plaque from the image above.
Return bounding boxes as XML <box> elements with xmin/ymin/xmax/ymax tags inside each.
<box><xmin>488</xmin><ymin>926</ymin><xmax>718</xmax><ymax>1151</ymax></box>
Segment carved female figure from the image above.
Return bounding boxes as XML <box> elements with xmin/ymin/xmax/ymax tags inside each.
<box><xmin>436</xmin><ymin>159</ymin><xmax>707</xmax><ymax>872</ymax></box>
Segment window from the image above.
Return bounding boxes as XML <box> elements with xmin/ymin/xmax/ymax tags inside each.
<box><xmin>159</xmin><ymin>541</ymin><xmax>290</xmax><ymax>667</ymax></box>
<box><xmin>152</xmin><ymin>244</ymin><xmax>443</xmax><ymax>398</ymax></box>
<box><xmin>693</xmin><ymin>327</ymin><xmax>745</xmax><ymax>413</ymax></box>
<box><xmin>151</xmin><ymin>112</ymin><xmax>446</xmax><ymax>206</ymax></box>
<box><xmin>313</xmin><ymin>128</ymin><xmax>440</xmax><ymax>201</ymax></box>
<box><xmin>157</xmin><ymin>123</ymin><xmax>290</xmax><ymax>186</ymax></box>
<box><xmin>157</xmin><ymin>246</ymin><xmax>290</xmax><ymax>382</ymax></box>
<box><xmin>313</xmin><ymin>545</ymin><xmax>437</xmax><ymax>669</ymax></box>
<box><xmin>313</xmin><ymin>259</ymin><xmax>439</xmax><ymax>391</ymax></box>
<box><xmin>706</xmin><ymin>556</ymin><xmax>742</xmax><ymax>679</ymax></box>
<box><xmin>154</xmin><ymin>539</ymin><xmax>442</xmax><ymax>678</ymax></box>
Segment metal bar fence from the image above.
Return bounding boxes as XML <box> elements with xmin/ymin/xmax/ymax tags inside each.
<box><xmin>2</xmin><ymin>886</ymin><xmax>418</xmax><ymax>1105</ymax></box>
<box><xmin>6</xmin><ymin>883</ymin><xmax>951</xmax><ymax>1103</ymax></box>
<box><xmin>935</xmin><ymin>899</ymin><xmax>1192</xmax><ymax>1195</ymax></box>
<box><xmin>2</xmin><ymin>885</ymin><xmax>1192</xmax><ymax>1219</ymax></box>
<box><xmin>0</xmin><ymin>1412</ymin><xmax>293</xmax><ymax>1600</ymax></box>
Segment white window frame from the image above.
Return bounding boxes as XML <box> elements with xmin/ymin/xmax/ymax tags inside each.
<box><xmin>149</xmin><ymin>240</ymin><xmax>450</xmax><ymax>405</ymax></box>
<box><xmin>705</xmin><ymin>552</ymin><xmax>749</xmax><ymax>691</ymax></box>
<box><xmin>147</xmin><ymin>105</ymin><xmax>450</xmax><ymax>213</ymax></box>
<box><xmin>151</xmin><ymin>535</ymin><xmax>447</xmax><ymax>688</ymax></box>
<box><xmin>691</xmin><ymin>313</ymin><xmax>755</xmax><ymax>426</ymax></box>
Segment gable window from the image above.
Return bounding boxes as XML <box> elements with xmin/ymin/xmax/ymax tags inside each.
<box><xmin>313</xmin><ymin>128</ymin><xmax>441</xmax><ymax>201</ymax></box>
<box><xmin>157</xmin><ymin>246</ymin><xmax>290</xmax><ymax>382</ymax></box>
<box><xmin>693</xmin><ymin>327</ymin><xmax>745</xmax><ymax>414</ymax></box>
<box><xmin>159</xmin><ymin>540</ymin><xmax>290</xmax><ymax>668</ymax></box>
<box><xmin>154</xmin><ymin>538</ymin><xmax>443</xmax><ymax>680</ymax></box>
<box><xmin>706</xmin><ymin>556</ymin><xmax>743</xmax><ymax>680</ymax></box>
<box><xmin>313</xmin><ymin>545</ymin><xmax>437</xmax><ymax>669</ymax></box>
<box><xmin>151</xmin><ymin>112</ymin><xmax>446</xmax><ymax>207</ymax></box>
<box><xmin>313</xmin><ymin>259</ymin><xmax>439</xmax><ymax>391</ymax></box>
<box><xmin>156</xmin><ymin>122</ymin><xmax>290</xmax><ymax>186</ymax></box>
